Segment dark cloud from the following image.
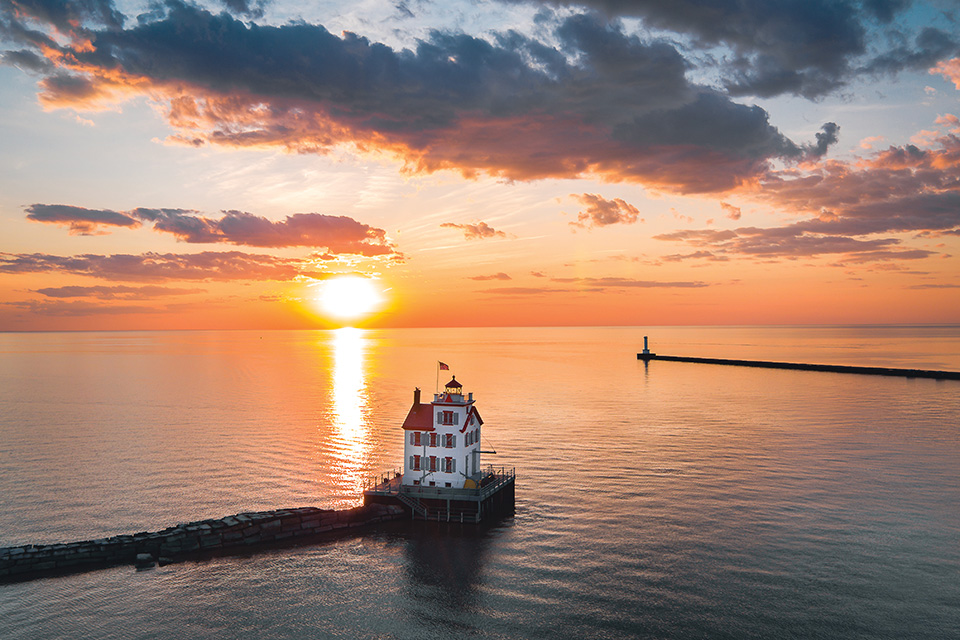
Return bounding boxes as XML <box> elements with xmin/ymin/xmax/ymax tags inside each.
<box><xmin>440</xmin><ymin>221</ymin><xmax>507</xmax><ymax>240</ymax></box>
<box><xmin>505</xmin><ymin>0</ymin><xmax>953</xmax><ymax>98</ymax></box>
<box><xmin>0</xmin><ymin>0</ymin><xmax>124</xmax><ymax>32</ymax></box>
<box><xmin>6</xmin><ymin>1</ymin><xmax>834</xmax><ymax>194</ymax></box>
<box><xmin>25</xmin><ymin>203</ymin><xmax>139</xmax><ymax>234</ymax></box>
<box><xmin>24</xmin><ymin>204</ymin><xmax>395</xmax><ymax>255</ymax></box>
<box><xmin>0</xmin><ymin>48</ymin><xmax>51</xmax><ymax>71</ymax></box>
<box><xmin>570</xmin><ymin>193</ymin><xmax>641</xmax><ymax>229</ymax></box>
<box><xmin>34</xmin><ymin>285</ymin><xmax>204</xmax><ymax>299</ymax></box>
<box><xmin>861</xmin><ymin>27</ymin><xmax>959</xmax><ymax>76</ymax></box>
<box><xmin>0</xmin><ymin>251</ymin><xmax>325</xmax><ymax>281</ymax></box>
<box><xmin>216</xmin><ymin>0</ymin><xmax>266</xmax><ymax>19</ymax></box>
<box><xmin>469</xmin><ymin>272</ymin><xmax>512</xmax><ymax>280</ymax></box>
<box><xmin>808</xmin><ymin>122</ymin><xmax>840</xmax><ymax>159</ymax></box>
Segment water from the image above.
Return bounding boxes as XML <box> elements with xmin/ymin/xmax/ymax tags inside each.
<box><xmin>1</xmin><ymin>326</ymin><xmax>959</xmax><ymax>639</ymax></box>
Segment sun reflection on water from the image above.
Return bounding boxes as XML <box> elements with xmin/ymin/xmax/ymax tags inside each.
<box><xmin>328</xmin><ymin>327</ymin><xmax>371</xmax><ymax>505</ymax></box>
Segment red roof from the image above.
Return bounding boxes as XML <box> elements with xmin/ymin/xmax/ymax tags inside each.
<box><xmin>460</xmin><ymin>406</ymin><xmax>484</xmax><ymax>432</ymax></box>
<box><xmin>402</xmin><ymin>403</ymin><xmax>434</xmax><ymax>431</ymax></box>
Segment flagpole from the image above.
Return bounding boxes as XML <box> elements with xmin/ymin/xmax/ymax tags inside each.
<box><xmin>436</xmin><ymin>360</ymin><xmax>439</xmax><ymax>395</ymax></box>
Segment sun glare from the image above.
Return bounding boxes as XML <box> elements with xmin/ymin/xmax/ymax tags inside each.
<box><xmin>318</xmin><ymin>276</ymin><xmax>383</xmax><ymax>322</ymax></box>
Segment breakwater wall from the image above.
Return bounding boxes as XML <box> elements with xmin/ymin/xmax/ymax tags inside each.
<box><xmin>0</xmin><ymin>503</ymin><xmax>405</xmax><ymax>583</ymax></box>
<box><xmin>637</xmin><ymin>353</ymin><xmax>960</xmax><ymax>380</ymax></box>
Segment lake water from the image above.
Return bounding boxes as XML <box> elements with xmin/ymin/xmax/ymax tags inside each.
<box><xmin>1</xmin><ymin>326</ymin><xmax>959</xmax><ymax>639</ymax></box>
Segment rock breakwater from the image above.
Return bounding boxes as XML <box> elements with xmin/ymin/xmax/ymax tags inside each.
<box><xmin>0</xmin><ymin>503</ymin><xmax>405</xmax><ymax>583</ymax></box>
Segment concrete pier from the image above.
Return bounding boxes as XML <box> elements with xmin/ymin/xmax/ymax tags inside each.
<box><xmin>637</xmin><ymin>352</ymin><xmax>960</xmax><ymax>380</ymax></box>
<box><xmin>0</xmin><ymin>503</ymin><xmax>405</xmax><ymax>583</ymax></box>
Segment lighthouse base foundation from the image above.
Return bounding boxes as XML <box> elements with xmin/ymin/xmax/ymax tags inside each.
<box><xmin>363</xmin><ymin>467</ymin><xmax>515</xmax><ymax>524</ymax></box>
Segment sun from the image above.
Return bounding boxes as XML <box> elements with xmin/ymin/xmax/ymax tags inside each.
<box><xmin>317</xmin><ymin>276</ymin><xmax>383</xmax><ymax>322</ymax></box>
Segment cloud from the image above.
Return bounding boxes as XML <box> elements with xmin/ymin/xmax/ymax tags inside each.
<box><xmin>0</xmin><ymin>300</ymin><xmax>163</xmax><ymax>317</ymax></box>
<box><xmin>550</xmin><ymin>276</ymin><xmax>708</xmax><ymax>288</ymax></box>
<box><xmin>479</xmin><ymin>286</ymin><xmax>573</xmax><ymax>295</ymax></box>
<box><xmin>0</xmin><ymin>0</ymin><xmax>125</xmax><ymax>33</ymax></box>
<box><xmin>661</xmin><ymin>251</ymin><xmax>729</xmax><ymax>263</ymax></box>
<box><xmin>569</xmin><ymin>193</ymin><xmax>642</xmax><ymax>229</ymax></box>
<box><xmin>440</xmin><ymin>221</ymin><xmax>507</xmax><ymax>240</ymax></box>
<box><xmin>2</xmin><ymin>2</ymin><xmax>837</xmax><ymax>194</ymax></box>
<box><xmin>24</xmin><ymin>204</ymin><xmax>395</xmax><ymax>255</ymax></box>
<box><xmin>655</xmin><ymin>224</ymin><xmax>939</xmax><ymax>262</ymax></box>
<box><xmin>935</xmin><ymin>113</ymin><xmax>960</xmax><ymax>134</ymax></box>
<box><xmin>720</xmin><ymin>202</ymin><xmax>741</xmax><ymax>221</ymax></box>
<box><xmin>932</xmin><ymin>58</ymin><xmax>960</xmax><ymax>89</ymax></box>
<box><xmin>469</xmin><ymin>272</ymin><xmax>512</xmax><ymax>280</ymax></box>
<box><xmin>25</xmin><ymin>203</ymin><xmax>140</xmax><ymax>235</ymax></box>
<box><xmin>216</xmin><ymin>0</ymin><xmax>266</xmax><ymax>19</ymax></box>
<box><xmin>33</xmin><ymin>285</ymin><xmax>205</xmax><ymax>299</ymax></box>
<box><xmin>503</xmin><ymin>0</ymin><xmax>956</xmax><ymax>99</ymax></box>
<box><xmin>645</xmin><ymin>131</ymin><xmax>958</xmax><ymax>264</ymax></box>
<box><xmin>908</xmin><ymin>283</ymin><xmax>960</xmax><ymax>289</ymax></box>
<box><xmin>0</xmin><ymin>250</ymin><xmax>326</xmax><ymax>281</ymax></box>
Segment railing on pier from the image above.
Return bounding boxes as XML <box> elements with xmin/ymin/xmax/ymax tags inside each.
<box><xmin>362</xmin><ymin>468</ymin><xmax>403</xmax><ymax>493</ymax></box>
<box><xmin>363</xmin><ymin>466</ymin><xmax>515</xmax><ymax>499</ymax></box>
<box><xmin>363</xmin><ymin>465</ymin><xmax>515</xmax><ymax>523</ymax></box>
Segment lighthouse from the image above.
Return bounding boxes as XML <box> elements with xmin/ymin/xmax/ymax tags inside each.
<box><xmin>363</xmin><ymin>372</ymin><xmax>514</xmax><ymax>523</ymax></box>
<box><xmin>401</xmin><ymin>376</ymin><xmax>484</xmax><ymax>489</ymax></box>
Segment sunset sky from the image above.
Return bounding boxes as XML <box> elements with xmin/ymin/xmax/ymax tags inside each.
<box><xmin>1</xmin><ymin>0</ymin><xmax>959</xmax><ymax>330</ymax></box>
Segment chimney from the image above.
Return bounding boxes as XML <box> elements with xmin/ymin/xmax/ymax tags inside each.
<box><xmin>413</xmin><ymin>387</ymin><xmax>421</xmax><ymax>406</ymax></box>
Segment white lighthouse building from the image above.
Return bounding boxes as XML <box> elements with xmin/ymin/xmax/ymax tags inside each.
<box><xmin>363</xmin><ymin>372</ymin><xmax>514</xmax><ymax>522</ymax></box>
<box><xmin>401</xmin><ymin>376</ymin><xmax>484</xmax><ymax>489</ymax></box>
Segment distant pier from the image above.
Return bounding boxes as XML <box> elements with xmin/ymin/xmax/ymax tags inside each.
<box><xmin>637</xmin><ymin>337</ymin><xmax>960</xmax><ymax>380</ymax></box>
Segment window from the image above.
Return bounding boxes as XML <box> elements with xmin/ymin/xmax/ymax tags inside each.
<box><xmin>443</xmin><ymin>433</ymin><xmax>456</xmax><ymax>448</ymax></box>
<box><xmin>413</xmin><ymin>432</ymin><xmax>422</xmax><ymax>446</ymax></box>
<box><xmin>442</xmin><ymin>457</ymin><xmax>456</xmax><ymax>473</ymax></box>
<box><xmin>429</xmin><ymin>432</ymin><xmax>438</xmax><ymax>447</ymax></box>
<box><xmin>410</xmin><ymin>455</ymin><xmax>421</xmax><ymax>471</ymax></box>
<box><xmin>429</xmin><ymin>456</ymin><xmax>437</xmax><ymax>472</ymax></box>
<box><xmin>438</xmin><ymin>411</ymin><xmax>459</xmax><ymax>425</ymax></box>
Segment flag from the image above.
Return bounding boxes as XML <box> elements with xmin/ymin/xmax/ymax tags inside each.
<box><xmin>438</xmin><ymin>361</ymin><xmax>449</xmax><ymax>370</ymax></box>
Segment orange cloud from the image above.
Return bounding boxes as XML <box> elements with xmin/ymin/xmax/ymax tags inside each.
<box><xmin>931</xmin><ymin>58</ymin><xmax>960</xmax><ymax>89</ymax></box>
<box><xmin>570</xmin><ymin>193</ymin><xmax>642</xmax><ymax>229</ymax></box>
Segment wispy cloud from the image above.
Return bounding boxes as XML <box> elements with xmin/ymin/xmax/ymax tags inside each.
<box><xmin>0</xmin><ymin>251</ymin><xmax>327</xmax><ymax>281</ymax></box>
<box><xmin>440</xmin><ymin>221</ymin><xmax>508</xmax><ymax>240</ymax></box>
<box><xmin>469</xmin><ymin>272</ymin><xmax>512</xmax><ymax>281</ymax></box>
<box><xmin>33</xmin><ymin>285</ymin><xmax>205</xmax><ymax>299</ymax></box>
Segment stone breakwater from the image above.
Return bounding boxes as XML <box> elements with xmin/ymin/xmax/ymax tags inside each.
<box><xmin>0</xmin><ymin>503</ymin><xmax>405</xmax><ymax>583</ymax></box>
